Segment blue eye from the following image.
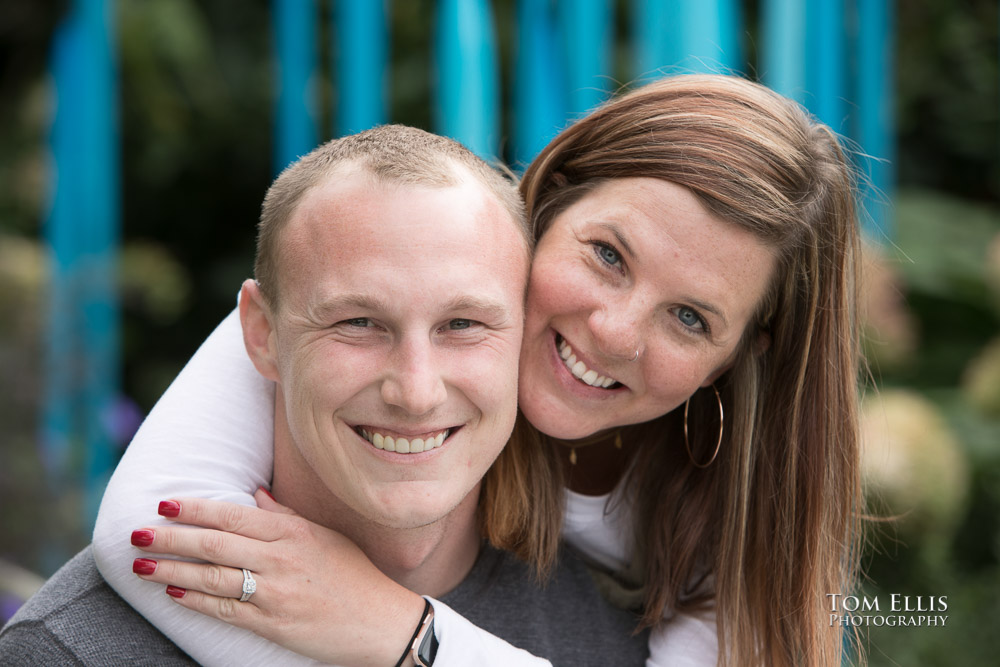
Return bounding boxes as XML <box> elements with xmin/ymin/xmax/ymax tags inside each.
<box><xmin>594</xmin><ymin>243</ymin><xmax>622</xmax><ymax>268</ymax></box>
<box><xmin>448</xmin><ymin>319</ymin><xmax>473</xmax><ymax>330</ymax></box>
<box><xmin>345</xmin><ymin>318</ymin><xmax>371</xmax><ymax>328</ymax></box>
<box><xmin>677</xmin><ymin>307</ymin><xmax>704</xmax><ymax>330</ymax></box>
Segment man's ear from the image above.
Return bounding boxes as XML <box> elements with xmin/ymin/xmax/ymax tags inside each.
<box><xmin>240</xmin><ymin>279</ymin><xmax>280</xmax><ymax>382</ymax></box>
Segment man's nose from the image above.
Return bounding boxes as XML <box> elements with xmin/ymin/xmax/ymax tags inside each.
<box><xmin>380</xmin><ymin>336</ymin><xmax>449</xmax><ymax>416</ymax></box>
<box><xmin>589</xmin><ymin>299</ymin><xmax>644</xmax><ymax>362</ymax></box>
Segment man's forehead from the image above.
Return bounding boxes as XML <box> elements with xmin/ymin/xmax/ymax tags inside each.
<box><xmin>287</xmin><ymin>169</ymin><xmax>523</xmax><ymax>256</ymax></box>
<box><xmin>276</xmin><ymin>170</ymin><xmax>529</xmax><ymax>316</ymax></box>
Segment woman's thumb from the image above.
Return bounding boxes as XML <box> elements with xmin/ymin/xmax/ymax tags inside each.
<box><xmin>254</xmin><ymin>486</ymin><xmax>298</xmax><ymax>516</ymax></box>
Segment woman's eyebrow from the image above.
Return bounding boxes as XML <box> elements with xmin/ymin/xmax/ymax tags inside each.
<box><xmin>684</xmin><ymin>297</ymin><xmax>728</xmax><ymax>328</ymax></box>
<box><xmin>593</xmin><ymin>222</ymin><xmax>638</xmax><ymax>261</ymax></box>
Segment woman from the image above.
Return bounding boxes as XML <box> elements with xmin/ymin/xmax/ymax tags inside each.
<box><xmin>96</xmin><ymin>74</ymin><xmax>863</xmax><ymax>666</ymax></box>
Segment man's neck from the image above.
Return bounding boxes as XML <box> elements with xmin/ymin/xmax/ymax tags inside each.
<box><xmin>270</xmin><ymin>398</ymin><xmax>482</xmax><ymax>597</ymax></box>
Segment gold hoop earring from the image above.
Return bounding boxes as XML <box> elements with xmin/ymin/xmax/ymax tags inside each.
<box><xmin>683</xmin><ymin>384</ymin><xmax>723</xmax><ymax>468</ymax></box>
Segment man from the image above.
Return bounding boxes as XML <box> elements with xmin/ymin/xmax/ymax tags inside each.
<box><xmin>1</xmin><ymin>126</ymin><xmax>647</xmax><ymax>665</ymax></box>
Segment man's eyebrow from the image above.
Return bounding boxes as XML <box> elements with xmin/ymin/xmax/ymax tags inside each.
<box><xmin>312</xmin><ymin>293</ymin><xmax>393</xmax><ymax>318</ymax></box>
<box><xmin>443</xmin><ymin>295</ymin><xmax>512</xmax><ymax>321</ymax></box>
<box><xmin>312</xmin><ymin>294</ymin><xmax>512</xmax><ymax>319</ymax></box>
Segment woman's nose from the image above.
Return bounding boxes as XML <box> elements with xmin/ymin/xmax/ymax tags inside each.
<box><xmin>588</xmin><ymin>301</ymin><xmax>643</xmax><ymax>362</ymax></box>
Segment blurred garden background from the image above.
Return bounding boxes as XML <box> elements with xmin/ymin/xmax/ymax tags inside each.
<box><xmin>0</xmin><ymin>0</ymin><xmax>998</xmax><ymax>664</ymax></box>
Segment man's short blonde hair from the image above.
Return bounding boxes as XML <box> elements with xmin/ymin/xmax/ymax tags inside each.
<box><xmin>255</xmin><ymin>125</ymin><xmax>528</xmax><ymax>306</ymax></box>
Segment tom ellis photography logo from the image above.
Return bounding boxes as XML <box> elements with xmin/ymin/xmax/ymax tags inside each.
<box><xmin>827</xmin><ymin>594</ymin><xmax>949</xmax><ymax>627</ymax></box>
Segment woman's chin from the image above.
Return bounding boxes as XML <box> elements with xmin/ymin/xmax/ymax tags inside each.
<box><xmin>519</xmin><ymin>400</ymin><xmax>602</xmax><ymax>440</ymax></box>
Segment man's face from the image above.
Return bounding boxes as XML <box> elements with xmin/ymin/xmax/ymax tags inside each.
<box><xmin>247</xmin><ymin>168</ymin><xmax>528</xmax><ymax>531</ymax></box>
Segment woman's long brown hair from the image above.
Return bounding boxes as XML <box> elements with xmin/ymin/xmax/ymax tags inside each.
<box><xmin>486</xmin><ymin>74</ymin><xmax>863</xmax><ymax>666</ymax></box>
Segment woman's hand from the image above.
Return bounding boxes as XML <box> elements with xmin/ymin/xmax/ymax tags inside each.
<box><xmin>129</xmin><ymin>489</ymin><xmax>427</xmax><ymax>667</ymax></box>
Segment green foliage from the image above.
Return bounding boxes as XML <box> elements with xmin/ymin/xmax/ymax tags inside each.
<box><xmin>896</xmin><ymin>0</ymin><xmax>999</xmax><ymax>200</ymax></box>
<box><xmin>0</xmin><ymin>2</ymin><xmax>64</xmax><ymax>236</ymax></box>
<box><xmin>0</xmin><ymin>235</ymin><xmax>93</xmax><ymax>576</ymax></box>
<box><xmin>861</xmin><ymin>390</ymin><xmax>1000</xmax><ymax>665</ymax></box>
<box><xmin>113</xmin><ymin>0</ymin><xmax>273</xmax><ymax>410</ymax></box>
<box><xmin>892</xmin><ymin>190</ymin><xmax>999</xmax><ymax>304</ymax></box>
<box><xmin>876</xmin><ymin>190</ymin><xmax>1000</xmax><ymax>388</ymax></box>
<box><xmin>861</xmin><ymin>189</ymin><xmax>1000</xmax><ymax>664</ymax></box>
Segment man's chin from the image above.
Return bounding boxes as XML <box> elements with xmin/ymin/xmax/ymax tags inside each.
<box><xmin>368</xmin><ymin>513</ymin><xmax>445</xmax><ymax>532</ymax></box>
<box><xmin>364</xmin><ymin>486</ymin><xmax>475</xmax><ymax>532</ymax></box>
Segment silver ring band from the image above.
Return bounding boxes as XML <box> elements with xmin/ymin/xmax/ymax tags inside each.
<box><xmin>240</xmin><ymin>568</ymin><xmax>257</xmax><ymax>602</ymax></box>
<box><xmin>631</xmin><ymin>349</ymin><xmax>640</xmax><ymax>362</ymax></box>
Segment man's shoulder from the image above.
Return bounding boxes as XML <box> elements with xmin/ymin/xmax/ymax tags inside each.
<box><xmin>0</xmin><ymin>547</ymin><xmax>196</xmax><ymax>666</ymax></box>
<box><xmin>443</xmin><ymin>543</ymin><xmax>649</xmax><ymax>665</ymax></box>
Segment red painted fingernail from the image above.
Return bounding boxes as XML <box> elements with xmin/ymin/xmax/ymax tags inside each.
<box><xmin>133</xmin><ymin>558</ymin><xmax>157</xmax><ymax>575</ymax></box>
<box><xmin>131</xmin><ymin>529</ymin><xmax>155</xmax><ymax>547</ymax></box>
<box><xmin>158</xmin><ymin>500</ymin><xmax>181</xmax><ymax>518</ymax></box>
<box><xmin>166</xmin><ymin>586</ymin><xmax>186</xmax><ymax>598</ymax></box>
<box><xmin>259</xmin><ymin>486</ymin><xmax>276</xmax><ymax>501</ymax></box>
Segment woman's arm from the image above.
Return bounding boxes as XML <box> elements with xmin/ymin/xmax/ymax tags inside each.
<box><xmin>92</xmin><ymin>309</ymin><xmax>321</xmax><ymax>666</ymax></box>
<box><xmin>130</xmin><ymin>493</ymin><xmax>554</xmax><ymax>667</ymax></box>
<box><xmin>428</xmin><ymin>600</ymin><xmax>554</xmax><ymax>666</ymax></box>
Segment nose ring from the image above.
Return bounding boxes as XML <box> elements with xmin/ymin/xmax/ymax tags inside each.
<box><xmin>630</xmin><ymin>349</ymin><xmax>640</xmax><ymax>362</ymax></box>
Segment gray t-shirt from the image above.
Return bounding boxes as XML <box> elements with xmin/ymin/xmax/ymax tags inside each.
<box><xmin>0</xmin><ymin>544</ymin><xmax>648</xmax><ymax>666</ymax></box>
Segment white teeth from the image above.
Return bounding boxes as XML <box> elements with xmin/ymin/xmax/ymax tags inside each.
<box><xmin>359</xmin><ymin>428</ymin><xmax>449</xmax><ymax>454</ymax></box>
<box><xmin>557</xmin><ymin>336</ymin><xmax>619</xmax><ymax>389</ymax></box>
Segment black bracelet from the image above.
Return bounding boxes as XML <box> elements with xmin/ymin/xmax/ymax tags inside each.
<box><xmin>394</xmin><ymin>598</ymin><xmax>432</xmax><ymax>667</ymax></box>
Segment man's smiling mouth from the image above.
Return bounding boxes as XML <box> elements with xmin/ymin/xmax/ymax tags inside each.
<box><xmin>354</xmin><ymin>426</ymin><xmax>456</xmax><ymax>453</ymax></box>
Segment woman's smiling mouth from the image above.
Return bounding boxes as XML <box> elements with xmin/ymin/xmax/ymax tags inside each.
<box><xmin>555</xmin><ymin>334</ymin><xmax>622</xmax><ymax>389</ymax></box>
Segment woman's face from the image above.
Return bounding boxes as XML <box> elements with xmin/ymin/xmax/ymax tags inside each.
<box><xmin>519</xmin><ymin>177</ymin><xmax>778</xmax><ymax>440</ymax></box>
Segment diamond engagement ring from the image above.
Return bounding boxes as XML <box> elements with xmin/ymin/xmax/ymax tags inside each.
<box><xmin>240</xmin><ymin>568</ymin><xmax>257</xmax><ymax>602</ymax></box>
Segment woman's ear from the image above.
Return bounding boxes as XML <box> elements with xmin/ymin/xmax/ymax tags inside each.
<box><xmin>701</xmin><ymin>330</ymin><xmax>772</xmax><ymax>388</ymax></box>
<box><xmin>702</xmin><ymin>363</ymin><xmax>733</xmax><ymax>388</ymax></box>
<box><xmin>240</xmin><ymin>279</ymin><xmax>280</xmax><ymax>382</ymax></box>
<box><xmin>754</xmin><ymin>330</ymin><xmax>772</xmax><ymax>356</ymax></box>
